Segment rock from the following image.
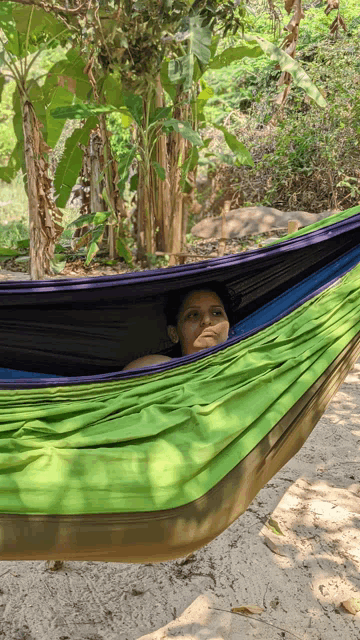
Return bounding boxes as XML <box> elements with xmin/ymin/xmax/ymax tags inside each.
<box><xmin>191</xmin><ymin>206</ymin><xmax>337</xmax><ymax>239</ymax></box>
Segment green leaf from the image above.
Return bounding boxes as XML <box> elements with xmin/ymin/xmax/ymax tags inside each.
<box><xmin>209</xmin><ymin>34</ymin><xmax>220</xmax><ymax>61</ymax></box>
<box><xmin>188</xmin><ymin>14</ymin><xmax>212</xmax><ymax>71</ymax></box>
<box><xmin>160</xmin><ymin>60</ymin><xmax>177</xmax><ymax>102</ymax></box>
<box><xmin>16</xmin><ymin>238</ymin><xmax>30</xmax><ymax>249</ymax></box>
<box><xmin>55</xmin><ymin>243</ymin><xmax>66</xmax><ymax>253</ymax></box>
<box><xmin>69</xmin><ymin>212</ymin><xmax>97</xmax><ymax>229</ymax></box>
<box><xmin>85</xmin><ymin>225</ymin><xmax>105</xmax><ymax>266</ymax></box>
<box><xmin>0</xmin><ymin>247</ymin><xmax>19</xmax><ymax>256</ymax></box>
<box><xmin>45</xmin><ymin>85</ymin><xmax>74</xmax><ymax>149</ymax></box>
<box><xmin>0</xmin><ymin>2</ymin><xmax>19</xmax><ymax>56</ymax></box>
<box><xmin>51</xmin><ymin>102</ymin><xmax>119</xmax><ymax>120</ymax></box>
<box><xmin>210</xmin><ymin>45</ymin><xmax>263</xmax><ymax>70</ymax></box>
<box><xmin>43</xmin><ymin>52</ymin><xmax>93</xmax><ymax>147</ymax></box>
<box><xmin>197</xmin><ymin>85</ymin><xmax>214</xmax><ymax>101</ymax></box>
<box><xmin>117</xmin><ymin>146</ymin><xmax>138</xmax><ymax>197</ymax></box>
<box><xmin>180</xmin><ymin>146</ymin><xmax>198</xmax><ymax>191</ymax></box>
<box><xmin>63</xmin><ymin>49</ymin><xmax>93</xmax><ymax>101</ymax></box>
<box><xmin>119</xmin><ymin>110</ymin><xmax>133</xmax><ymax>127</ymax></box>
<box><xmin>244</xmin><ymin>35</ymin><xmax>326</xmax><ymax>108</ymax></box>
<box><xmin>102</xmin><ymin>74</ymin><xmax>123</xmax><ymax>109</ymax></box>
<box><xmin>121</xmin><ymin>91</ymin><xmax>143</xmax><ymax>127</ymax></box>
<box><xmin>168</xmin><ymin>53</ymin><xmax>194</xmax><ymax>87</ymax></box>
<box><xmin>266</xmin><ymin>518</ymin><xmax>284</xmax><ymax>536</ymax></box>
<box><xmin>0</xmin><ymin>142</ymin><xmax>22</xmax><ymax>183</ymax></box>
<box><xmin>149</xmin><ymin>106</ymin><xmax>172</xmax><ymax>126</ymax></box>
<box><xmin>116</xmin><ymin>236</ymin><xmax>133</xmax><ymax>266</ymax></box>
<box><xmin>0</xmin><ymin>2</ymin><xmax>14</xmax><ymax>29</ymax></box>
<box><xmin>212</xmin><ymin>123</ymin><xmax>254</xmax><ymax>167</ymax></box>
<box><xmin>50</xmin><ymin>254</ymin><xmax>67</xmax><ymax>274</ymax></box>
<box><xmin>129</xmin><ymin>173</ymin><xmax>138</xmax><ymax>192</ymax></box>
<box><xmin>152</xmin><ymin>161</ymin><xmax>166</xmax><ymax>181</ymax></box>
<box><xmin>28</xmin><ymin>80</ymin><xmax>47</xmax><ymax>132</ymax></box>
<box><xmin>168</xmin><ymin>14</ymin><xmax>211</xmax><ymax>90</ymax></box>
<box><xmin>12</xmin><ymin>5</ymin><xmax>63</xmax><ymax>38</ymax></box>
<box><xmin>54</xmin><ymin>117</ymin><xmax>97</xmax><ymax>208</ymax></box>
<box><xmin>93</xmin><ymin>211</ymin><xmax>112</xmax><ymax>225</ymax></box>
<box><xmin>162</xmin><ymin>119</ymin><xmax>203</xmax><ymax>146</ymax></box>
<box><xmin>181</xmin><ymin>146</ymin><xmax>199</xmax><ymax>176</ymax></box>
<box><xmin>194</xmin><ymin>81</ymin><xmax>214</xmax><ymax>122</ymax></box>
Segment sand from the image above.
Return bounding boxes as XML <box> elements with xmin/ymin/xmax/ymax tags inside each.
<box><xmin>0</xmin><ymin>268</ymin><xmax>359</xmax><ymax>640</ymax></box>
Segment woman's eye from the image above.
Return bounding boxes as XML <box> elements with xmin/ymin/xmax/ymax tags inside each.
<box><xmin>213</xmin><ymin>310</ymin><xmax>223</xmax><ymax>316</ymax></box>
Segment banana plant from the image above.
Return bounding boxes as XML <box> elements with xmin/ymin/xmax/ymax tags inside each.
<box><xmin>0</xmin><ymin>2</ymin><xmax>73</xmax><ymax>278</ymax></box>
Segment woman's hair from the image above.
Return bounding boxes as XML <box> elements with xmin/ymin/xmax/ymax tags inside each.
<box><xmin>165</xmin><ymin>281</ymin><xmax>234</xmax><ymax>327</ymax></box>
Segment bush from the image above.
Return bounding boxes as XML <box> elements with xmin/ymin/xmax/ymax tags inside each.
<box><xmin>198</xmin><ymin>4</ymin><xmax>360</xmax><ymax>214</ymax></box>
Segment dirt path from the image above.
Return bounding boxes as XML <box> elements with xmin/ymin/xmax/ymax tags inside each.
<box><xmin>0</xmin><ymin>366</ymin><xmax>358</xmax><ymax>640</ymax></box>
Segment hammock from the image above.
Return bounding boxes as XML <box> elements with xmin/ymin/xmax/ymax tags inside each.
<box><xmin>1</xmin><ymin>205</ymin><xmax>360</xmax><ymax>562</ymax></box>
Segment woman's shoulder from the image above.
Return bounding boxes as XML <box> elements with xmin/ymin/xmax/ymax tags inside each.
<box><xmin>123</xmin><ymin>354</ymin><xmax>172</xmax><ymax>371</ymax></box>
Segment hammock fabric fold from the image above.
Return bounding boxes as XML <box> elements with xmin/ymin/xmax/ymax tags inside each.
<box><xmin>0</xmin><ymin>204</ymin><xmax>360</xmax><ymax>561</ymax></box>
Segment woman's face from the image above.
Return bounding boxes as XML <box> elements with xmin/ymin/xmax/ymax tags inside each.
<box><xmin>169</xmin><ymin>290</ymin><xmax>230</xmax><ymax>356</ymax></box>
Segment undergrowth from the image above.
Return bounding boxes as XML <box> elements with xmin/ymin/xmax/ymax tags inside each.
<box><xmin>201</xmin><ymin>6</ymin><xmax>360</xmax><ymax>214</ymax></box>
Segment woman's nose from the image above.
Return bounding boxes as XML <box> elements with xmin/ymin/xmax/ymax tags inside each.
<box><xmin>201</xmin><ymin>313</ymin><xmax>212</xmax><ymax>326</ymax></box>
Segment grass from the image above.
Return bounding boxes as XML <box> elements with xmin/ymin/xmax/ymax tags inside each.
<box><xmin>0</xmin><ymin>172</ymin><xmax>81</xmax><ymax>250</ymax></box>
<box><xmin>0</xmin><ymin>173</ymin><xmax>28</xmax><ymax>248</ymax></box>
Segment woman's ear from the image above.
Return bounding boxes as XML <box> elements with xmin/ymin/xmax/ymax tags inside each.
<box><xmin>167</xmin><ymin>325</ymin><xmax>179</xmax><ymax>344</ymax></box>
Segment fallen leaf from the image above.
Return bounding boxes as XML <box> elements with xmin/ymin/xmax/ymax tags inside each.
<box><xmin>178</xmin><ymin>553</ymin><xmax>196</xmax><ymax>565</ymax></box>
<box><xmin>231</xmin><ymin>604</ymin><xmax>264</xmax><ymax>615</ymax></box>
<box><xmin>263</xmin><ymin>535</ymin><xmax>289</xmax><ymax>557</ymax></box>
<box><xmin>266</xmin><ymin>518</ymin><xmax>284</xmax><ymax>536</ymax></box>
<box><xmin>341</xmin><ymin>598</ymin><xmax>360</xmax><ymax>615</ymax></box>
<box><xmin>45</xmin><ymin>560</ymin><xmax>64</xmax><ymax>571</ymax></box>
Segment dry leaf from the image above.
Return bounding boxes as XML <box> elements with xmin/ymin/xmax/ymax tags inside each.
<box><xmin>45</xmin><ymin>560</ymin><xmax>64</xmax><ymax>571</ymax></box>
<box><xmin>266</xmin><ymin>518</ymin><xmax>284</xmax><ymax>536</ymax></box>
<box><xmin>231</xmin><ymin>605</ymin><xmax>264</xmax><ymax>615</ymax></box>
<box><xmin>263</xmin><ymin>535</ymin><xmax>289</xmax><ymax>557</ymax></box>
<box><xmin>341</xmin><ymin>598</ymin><xmax>360</xmax><ymax>615</ymax></box>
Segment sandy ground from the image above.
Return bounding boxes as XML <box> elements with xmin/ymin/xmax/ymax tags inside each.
<box><xmin>0</xmin><ymin>270</ymin><xmax>359</xmax><ymax>640</ymax></box>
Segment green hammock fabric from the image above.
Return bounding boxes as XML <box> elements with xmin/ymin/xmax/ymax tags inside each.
<box><xmin>1</xmin><ymin>261</ymin><xmax>359</xmax><ymax>516</ymax></box>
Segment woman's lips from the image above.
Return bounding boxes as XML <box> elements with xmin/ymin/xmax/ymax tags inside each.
<box><xmin>193</xmin><ymin>327</ymin><xmax>219</xmax><ymax>349</ymax></box>
<box><xmin>200</xmin><ymin>328</ymin><xmax>217</xmax><ymax>336</ymax></box>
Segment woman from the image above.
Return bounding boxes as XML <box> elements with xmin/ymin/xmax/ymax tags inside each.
<box><xmin>123</xmin><ymin>283</ymin><xmax>231</xmax><ymax>371</ymax></box>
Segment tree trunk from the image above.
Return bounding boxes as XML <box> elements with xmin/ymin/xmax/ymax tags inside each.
<box><xmin>135</xmin><ymin>83</ymin><xmax>195</xmax><ymax>264</ymax></box>
<box><xmin>136</xmin><ymin>96</ymin><xmax>156</xmax><ymax>263</ymax></box>
<box><xmin>89</xmin><ymin>128</ymin><xmax>105</xmax><ymax>215</ymax></box>
<box><xmin>22</xmin><ymin>98</ymin><xmax>63</xmax><ymax>280</ymax></box>
<box><xmin>153</xmin><ymin>75</ymin><xmax>171</xmax><ymax>252</ymax></box>
<box><xmin>167</xmin><ymin>96</ymin><xmax>190</xmax><ymax>265</ymax></box>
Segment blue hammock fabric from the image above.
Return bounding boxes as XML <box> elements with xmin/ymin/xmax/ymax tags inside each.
<box><xmin>2</xmin><ymin>241</ymin><xmax>360</xmax><ymax>381</ymax></box>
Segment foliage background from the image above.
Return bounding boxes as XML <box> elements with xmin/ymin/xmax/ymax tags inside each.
<box><xmin>0</xmin><ymin>0</ymin><xmax>359</xmax><ymax>255</ymax></box>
